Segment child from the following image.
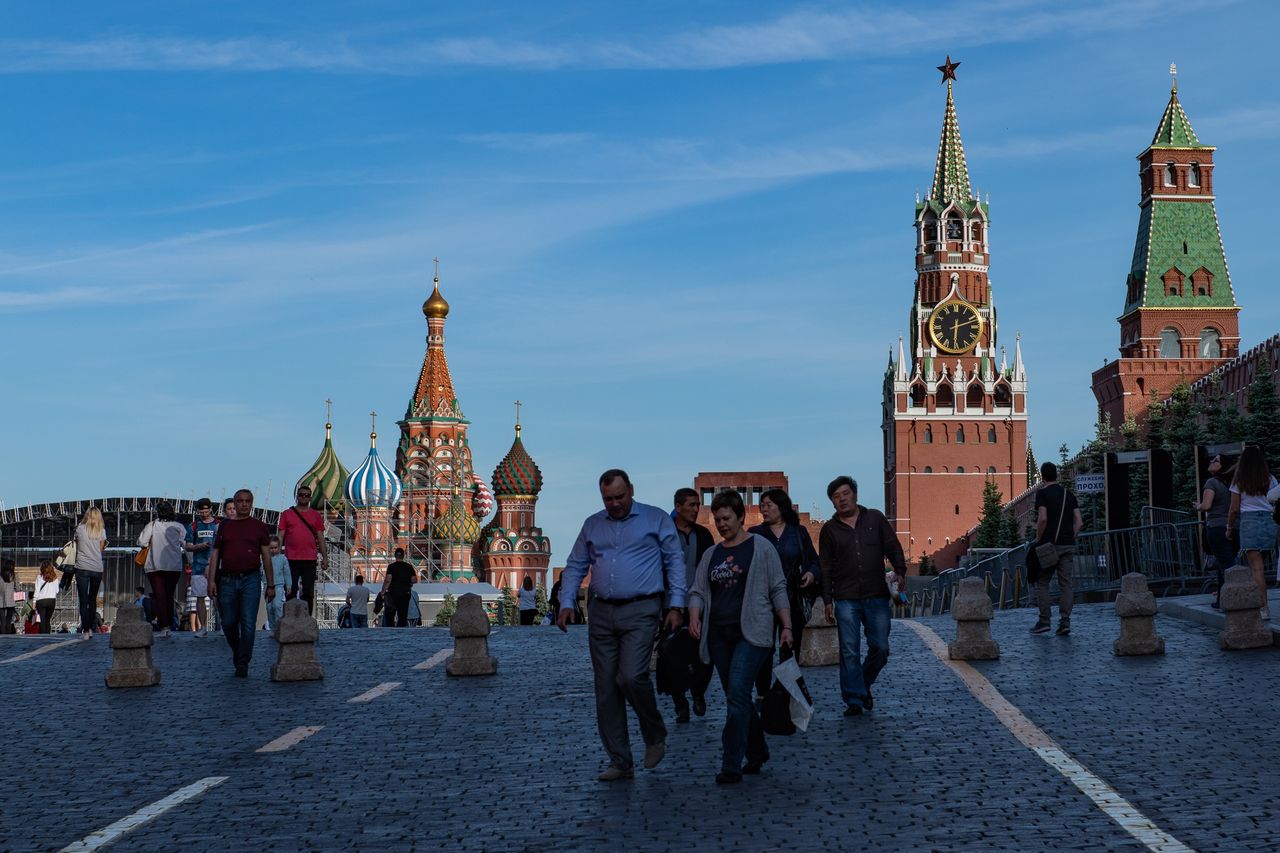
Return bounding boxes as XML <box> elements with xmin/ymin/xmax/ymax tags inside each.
<box><xmin>266</xmin><ymin>536</ymin><xmax>292</xmax><ymax>633</ymax></box>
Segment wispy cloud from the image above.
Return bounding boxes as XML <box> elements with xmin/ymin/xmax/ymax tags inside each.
<box><xmin>0</xmin><ymin>1</ymin><xmax>1221</xmax><ymax>74</ymax></box>
<box><xmin>0</xmin><ymin>283</ymin><xmax>181</xmax><ymax>308</ymax></box>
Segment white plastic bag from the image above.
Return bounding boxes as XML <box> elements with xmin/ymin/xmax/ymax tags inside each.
<box><xmin>771</xmin><ymin>657</ymin><xmax>814</xmax><ymax>732</ymax></box>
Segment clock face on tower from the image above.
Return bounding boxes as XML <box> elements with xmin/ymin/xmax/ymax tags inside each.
<box><xmin>929</xmin><ymin>299</ymin><xmax>982</xmax><ymax>354</ymax></box>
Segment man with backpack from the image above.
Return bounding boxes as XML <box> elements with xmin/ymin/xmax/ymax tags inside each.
<box><xmin>1030</xmin><ymin>463</ymin><xmax>1084</xmax><ymax>636</ymax></box>
<box><xmin>278</xmin><ymin>486</ymin><xmax>328</xmax><ymax>615</ymax></box>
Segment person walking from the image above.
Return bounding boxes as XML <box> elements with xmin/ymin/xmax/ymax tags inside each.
<box><xmin>73</xmin><ymin>508</ymin><xmax>108</xmax><ymax>636</ymax></box>
<box><xmin>0</xmin><ymin>558</ymin><xmax>16</xmax><ymax>635</ymax></box>
<box><xmin>207</xmin><ymin>489</ymin><xmax>275</xmax><ymax>677</ymax></box>
<box><xmin>278</xmin><ymin>486</ymin><xmax>327</xmax><ymax>614</ymax></box>
<box><xmin>749</xmin><ymin>487</ymin><xmax>819</xmax><ymax>696</ymax></box>
<box><xmin>667</xmin><ymin>487</ymin><xmax>714</xmax><ymax>724</ymax></box>
<box><xmin>265</xmin><ymin>536</ymin><xmax>291</xmax><ymax>634</ymax></box>
<box><xmin>381</xmin><ymin>549</ymin><xmax>416</xmax><ymax>628</ymax></box>
<box><xmin>346</xmin><ymin>574</ymin><xmax>371</xmax><ymax>628</ymax></box>
<box><xmin>556</xmin><ymin>469</ymin><xmax>686</xmax><ymax>782</ymax></box>
<box><xmin>184</xmin><ymin>498</ymin><xmax>220</xmax><ymax>637</ymax></box>
<box><xmin>1195</xmin><ymin>455</ymin><xmax>1236</xmax><ymax>607</ymax></box>
<box><xmin>138</xmin><ymin>501</ymin><xmax>186</xmax><ymax>638</ymax></box>
<box><xmin>688</xmin><ymin>490</ymin><xmax>791</xmax><ymax>784</ymax></box>
<box><xmin>518</xmin><ymin>576</ymin><xmax>539</xmax><ymax>625</ymax></box>
<box><xmin>34</xmin><ymin>561</ymin><xmax>60</xmax><ymax>635</ymax></box>
<box><xmin>1228</xmin><ymin>445</ymin><xmax>1278</xmax><ymax>621</ymax></box>
<box><xmin>819</xmin><ymin>476</ymin><xmax>906</xmax><ymax>717</ymax></box>
<box><xmin>133</xmin><ymin>586</ymin><xmax>153</xmax><ymax>626</ymax></box>
<box><xmin>1030</xmin><ymin>462</ymin><xmax>1084</xmax><ymax>636</ymax></box>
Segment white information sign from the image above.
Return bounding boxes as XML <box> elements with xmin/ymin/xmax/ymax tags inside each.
<box><xmin>1074</xmin><ymin>474</ymin><xmax>1105</xmax><ymax>494</ymax></box>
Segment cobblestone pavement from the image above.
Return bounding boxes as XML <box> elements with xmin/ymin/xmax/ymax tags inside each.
<box><xmin>3</xmin><ymin>599</ymin><xmax>1277</xmax><ymax>852</ymax></box>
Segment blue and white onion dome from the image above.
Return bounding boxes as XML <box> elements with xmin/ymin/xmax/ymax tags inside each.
<box><xmin>345</xmin><ymin>424</ymin><xmax>403</xmax><ymax>509</ymax></box>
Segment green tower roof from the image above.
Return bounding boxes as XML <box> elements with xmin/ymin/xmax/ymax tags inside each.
<box><xmin>1147</xmin><ymin>85</ymin><xmax>1209</xmax><ymax>151</ymax></box>
<box><xmin>929</xmin><ymin>78</ymin><xmax>973</xmax><ymax>203</ymax></box>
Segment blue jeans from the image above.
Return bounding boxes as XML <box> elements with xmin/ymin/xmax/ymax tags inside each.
<box><xmin>265</xmin><ymin>586</ymin><xmax>286</xmax><ymax>633</ymax></box>
<box><xmin>75</xmin><ymin>571</ymin><xmax>102</xmax><ymax>633</ymax></box>
<box><xmin>707</xmin><ymin>622</ymin><xmax>771</xmax><ymax>774</ymax></box>
<box><xmin>352</xmin><ymin>614</ymin><xmax>368</xmax><ymax>628</ymax></box>
<box><xmin>834</xmin><ymin>598</ymin><xmax>891</xmax><ymax>708</ymax></box>
<box><xmin>217</xmin><ymin>571</ymin><xmax>261</xmax><ymax>669</ymax></box>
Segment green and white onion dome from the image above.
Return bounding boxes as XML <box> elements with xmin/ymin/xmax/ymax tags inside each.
<box><xmin>296</xmin><ymin>421</ymin><xmax>350</xmax><ymax>512</ymax></box>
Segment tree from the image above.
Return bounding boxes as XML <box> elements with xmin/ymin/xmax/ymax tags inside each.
<box><xmin>1200</xmin><ymin>375</ymin><xmax>1245</xmax><ymax>446</ymax></box>
<box><xmin>974</xmin><ymin>479</ymin><xmax>1005</xmax><ymax>548</ymax></box>
<box><xmin>917</xmin><ymin>554</ymin><xmax>935</xmax><ymax>576</ymax></box>
<box><xmin>1245</xmin><ymin>357</ymin><xmax>1280</xmax><ymax>469</ymax></box>
<box><xmin>432</xmin><ymin>593</ymin><xmax>458</xmax><ymax>627</ymax></box>
<box><xmin>1026</xmin><ymin>440</ymin><xmax>1038</xmax><ymax>490</ymax></box>
<box><xmin>499</xmin><ymin>588</ymin><xmax>518</xmax><ymax>626</ymax></box>
<box><xmin>534</xmin><ymin>586</ymin><xmax>549</xmax><ymax>623</ymax></box>
<box><xmin>1001</xmin><ymin>508</ymin><xmax>1023</xmax><ymax>547</ymax></box>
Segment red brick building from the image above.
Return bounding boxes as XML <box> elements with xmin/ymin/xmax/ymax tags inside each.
<box><xmin>1091</xmin><ymin>72</ymin><xmax>1241</xmax><ymax>428</ymax></box>
<box><xmin>882</xmin><ymin>60</ymin><xmax>1030</xmax><ymax>570</ymax></box>
<box><xmin>691</xmin><ymin>472</ymin><xmax>824</xmax><ymax>547</ymax></box>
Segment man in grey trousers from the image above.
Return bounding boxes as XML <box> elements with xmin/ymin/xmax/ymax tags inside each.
<box><xmin>557</xmin><ymin>469</ymin><xmax>687</xmax><ymax>782</ymax></box>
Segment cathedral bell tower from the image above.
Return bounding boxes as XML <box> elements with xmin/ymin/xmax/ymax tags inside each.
<box><xmin>883</xmin><ymin>57</ymin><xmax>1030</xmax><ymax>570</ymax></box>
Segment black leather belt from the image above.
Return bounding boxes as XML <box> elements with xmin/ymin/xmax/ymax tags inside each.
<box><xmin>595</xmin><ymin>591</ymin><xmax>663</xmax><ymax>606</ymax></box>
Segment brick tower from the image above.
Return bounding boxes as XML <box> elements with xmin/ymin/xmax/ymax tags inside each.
<box><xmin>395</xmin><ymin>263</ymin><xmax>481</xmax><ymax>580</ymax></box>
<box><xmin>479</xmin><ymin>407</ymin><xmax>551</xmax><ymax>591</ymax></box>
<box><xmin>883</xmin><ymin>58</ymin><xmax>1029</xmax><ymax>569</ymax></box>
<box><xmin>345</xmin><ymin>413</ymin><xmax>403</xmax><ymax>582</ymax></box>
<box><xmin>1091</xmin><ymin>67</ymin><xmax>1241</xmax><ymax>427</ymax></box>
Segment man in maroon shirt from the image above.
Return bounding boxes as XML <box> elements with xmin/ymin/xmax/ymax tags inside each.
<box><xmin>278</xmin><ymin>486</ymin><xmax>327</xmax><ymax>614</ymax></box>
<box><xmin>208</xmin><ymin>489</ymin><xmax>275</xmax><ymax>677</ymax></box>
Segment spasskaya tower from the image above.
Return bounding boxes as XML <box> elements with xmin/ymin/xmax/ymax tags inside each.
<box><xmin>882</xmin><ymin>58</ymin><xmax>1029</xmax><ymax>569</ymax></box>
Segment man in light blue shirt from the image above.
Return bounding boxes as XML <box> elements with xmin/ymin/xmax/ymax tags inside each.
<box><xmin>557</xmin><ymin>469</ymin><xmax>686</xmax><ymax>782</ymax></box>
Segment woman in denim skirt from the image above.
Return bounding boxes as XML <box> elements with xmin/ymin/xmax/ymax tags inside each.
<box><xmin>1228</xmin><ymin>445</ymin><xmax>1279</xmax><ymax>621</ymax></box>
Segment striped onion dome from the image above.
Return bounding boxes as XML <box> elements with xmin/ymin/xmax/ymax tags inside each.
<box><xmin>296</xmin><ymin>420</ymin><xmax>350</xmax><ymax>513</ymax></box>
<box><xmin>344</xmin><ymin>430</ymin><xmax>403</xmax><ymax>509</ymax></box>
<box><xmin>436</xmin><ymin>488</ymin><xmax>481</xmax><ymax>544</ymax></box>
<box><xmin>470</xmin><ymin>473</ymin><xmax>494</xmax><ymax>519</ymax></box>
<box><xmin>491</xmin><ymin>424</ymin><xmax>543</xmax><ymax>496</ymax></box>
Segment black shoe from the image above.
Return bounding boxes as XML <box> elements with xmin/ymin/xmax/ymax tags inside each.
<box><xmin>715</xmin><ymin>771</ymin><xmax>742</xmax><ymax>785</ymax></box>
<box><xmin>1055</xmin><ymin>622</ymin><xmax>1071</xmax><ymax>636</ymax></box>
<box><xmin>675</xmin><ymin>704</ymin><xmax>690</xmax><ymax>725</ymax></box>
<box><xmin>742</xmin><ymin>757</ymin><xmax>768</xmax><ymax>775</ymax></box>
<box><xmin>1030</xmin><ymin>621</ymin><xmax>1051</xmax><ymax>634</ymax></box>
<box><xmin>862</xmin><ymin>689</ymin><xmax>874</xmax><ymax>712</ymax></box>
<box><xmin>692</xmin><ymin>695</ymin><xmax>706</xmax><ymax>717</ymax></box>
<box><xmin>844</xmin><ymin>704</ymin><xmax>863</xmax><ymax>717</ymax></box>
<box><xmin>234</xmin><ymin>665</ymin><xmax>248</xmax><ymax>678</ymax></box>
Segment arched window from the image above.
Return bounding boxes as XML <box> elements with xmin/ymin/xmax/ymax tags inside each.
<box><xmin>1199</xmin><ymin>328</ymin><xmax>1221</xmax><ymax>358</ymax></box>
<box><xmin>986</xmin><ymin>426</ymin><xmax>997</xmax><ymax>444</ymax></box>
<box><xmin>923</xmin><ymin>466</ymin><xmax>933</xmax><ymax>474</ymax></box>
<box><xmin>1160</xmin><ymin>327</ymin><xmax>1181</xmax><ymax>358</ymax></box>
<box><xmin>987</xmin><ymin>466</ymin><xmax>997</xmax><ymax>475</ymax></box>
<box><xmin>953</xmin><ymin>506</ymin><xmax>960</xmax><ymax>516</ymax></box>
<box><xmin>1188</xmin><ymin>162</ymin><xmax>1200</xmax><ymax>187</ymax></box>
<box><xmin>946</xmin><ymin>215</ymin><xmax>964</xmax><ymax>241</ymax></box>
<box><xmin>1164</xmin><ymin>162</ymin><xmax>1177</xmax><ymax>187</ymax></box>
<box><xmin>955</xmin><ymin>426</ymin><xmax>966</xmax><ymax>444</ymax></box>
<box><xmin>923</xmin><ymin>425</ymin><xmax>933</xmax><ymax>444</ymax></box>
<box><xmin>956</xmin><ymin>466</ymin><xmax>965</xmax><ymax>474</ymax></box>
<box><xmin>923</xmin><ymin>212</ymin><xmax>938</xmax><ymax>245</ymax></box>
<box><xmin>970</xmin><ymin>222</ymin><xmax>983</xmax><ymax>243</ymax></box>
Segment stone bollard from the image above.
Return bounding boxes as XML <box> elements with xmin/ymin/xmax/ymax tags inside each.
<box><xmin>105</xmin><ymin>604</ymin><xmax>161</xmax><ymax>688</ymax></box>
<box><xmin>1218</xmin><ymin>566</ymin><xmax>1273</xmax><ymax>651</ymax></box>
<box><xmin>1113</xmin><ymin>573</ymin><xmax>1165</xmax><ymax>656</ymax></box>
<box><xmin>271</xmin><ymin>599</ymin><xmax>325</xmax><ymax>682</ymax></box>
<box><xmin>446</xmin><ymin>593</ymin><xmax>498</xmax><ymax>676</ymax></box>
<box><xmin>798</xmin><ymin>600</ymin><xmax>839</xmax><ymax>667</ymax></box>
<box><xmin>948</xmin><ymin>578</ymin><xmax>999</xmax><ymax>660</ymax></box>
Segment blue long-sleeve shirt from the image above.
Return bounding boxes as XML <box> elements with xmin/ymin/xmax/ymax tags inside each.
<box><xmin>560</xmin><ymin>502</ymin><xmax>687</xmax><ymax>609</ymax></box>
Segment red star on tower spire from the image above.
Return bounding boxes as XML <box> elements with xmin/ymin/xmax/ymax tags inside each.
<box><xmin>937</xmin><ymin>55</ymin><xmax>960</xmax><ymax>83</ymax></box>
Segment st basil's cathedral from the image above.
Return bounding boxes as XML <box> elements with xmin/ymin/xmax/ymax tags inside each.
<box><xmin>293</xmin><ymin>266</ymin><xmax>551</xmax><ymax>590</ymax></box>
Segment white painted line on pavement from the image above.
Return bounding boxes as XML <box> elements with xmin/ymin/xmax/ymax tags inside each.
<box><xmin>256</xmin><ymin>725</ymin><xmax>324</xmax><ymax>753</ymax></box>
<box><xmin>1</xmin><ymin>637</ymin><xmax>84</xmax><ymax>664</ymax></box>
<box><xmin>348</xmin><ymin>681</ymin><xmax>403</xmax><ymax>703</ymax></box>
<box><xmin>902</xmin><ymin>620</ymin><xmax>1193</xmax><ymax>853</ymax></box>
<box><xmin>59</xmin><ymin>776</ymin><xmax>228</xmax><ymax>853</ymax></box>
<box><xmin>413</xmin><ymin>648</ymin><xmax>451</xmax><ymax>670</ymax></box>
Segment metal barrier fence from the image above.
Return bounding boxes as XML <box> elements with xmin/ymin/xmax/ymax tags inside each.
<box><xmin>900</xmin><ymin>519</ymin><xmax>1230</xmax><ymax>618</ymax></box>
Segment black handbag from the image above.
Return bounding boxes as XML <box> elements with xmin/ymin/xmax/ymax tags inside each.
<box><xmin>760</xmin><ymin>681</ymin><xmax>797</xmax><ymax>736</ymax></box>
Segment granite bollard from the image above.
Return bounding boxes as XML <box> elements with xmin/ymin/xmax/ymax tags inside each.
<box><xmin>446</xmin><ymin>593</ymin><xmax>498</xmax><ymax>676</ymax></box>
<box><xmin>798</xmin><ymin>599</ymin><xmax>839</xmax><ymax>667</ymax></box>
<box><xmin>271</xmin><ymin>599</ymin><xmax>325</xmax><ymax>682</ymax></box>
<box><xmin>1113</xmin><ymin>573</ymin><xmax>1165</xmax><ymax>656</ymax></box>
<box><xmin>948</xmin><ymin>577</ymin><xmax>999</xmax><ymax>660</ymax></box>
<box><xmin>1218</xmin><ymin>565</ymin><xmax>1273</xmax><ymax>650</ymax></box>
<box><xmin>105</xmin><ymin>604</ymin><xmax>161</xmax><ymax>688</ymax></box>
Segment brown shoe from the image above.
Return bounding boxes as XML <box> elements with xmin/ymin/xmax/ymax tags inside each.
<box><xmin>597</xmin><ymin>765</ymin><xmax>634</xmax><ymax>782</ymax></box>
<box><xmin>643</xmin><ymin>742</ymin><xmax>666</xmax><ymax>769</ymax></box>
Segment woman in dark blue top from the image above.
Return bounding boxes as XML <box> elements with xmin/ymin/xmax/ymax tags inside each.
<box><xmin>749</xmin><ymin>488</ymin><xmax>820</xmax><ymax>695</ymax></box>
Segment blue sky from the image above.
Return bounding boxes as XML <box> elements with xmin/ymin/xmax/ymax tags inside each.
<box><xmin>2</xmin><ymin>1</ymin><xmax>1276</xmax><ymax>566</ymax></box>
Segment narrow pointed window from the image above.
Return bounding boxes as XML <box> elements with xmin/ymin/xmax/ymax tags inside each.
<box><xmin>923</xmin><ymin>425</ymin><xmax>933</xmax><ymax>444</ymax></box>
<box><xmin>1164</xmin><ymin>162</ymin><xmax>1176</xmax><ymax>187</ymax></box>
<box><xmin>987</xmin><ymin>426</ymin><xmax>997</xmax><ymax>444</ymax></box>
<box><xmin>1188</xmin><ymin>162</ymin><xmax>1200</xmax><ymax>187</ymax></box>
<box><xmin>955</xmin><ymin>426</ymin><xmax>965</xmax><ymax>444</ymax></box>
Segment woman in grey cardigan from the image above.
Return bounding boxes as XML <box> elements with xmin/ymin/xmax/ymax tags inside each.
<box><xmin>688</xmin><ymin>490</ymin><xmax>793</xmax><ymax>784</ymax></box>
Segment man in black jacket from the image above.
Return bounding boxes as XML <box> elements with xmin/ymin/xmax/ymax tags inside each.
<box><xmin>819</xmin><ymin>476</ymin><xmax>907</xmax><ymax>717</ymax></box>
<box><xmin>668</xmin><ymin>487</ymin><xmax>714</xmax><ymax>723</ymax></box>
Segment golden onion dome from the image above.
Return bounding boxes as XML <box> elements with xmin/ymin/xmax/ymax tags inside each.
<box><xmin>423</xmin><ymin>276</ymin><xmax>450</xmax><ymax>320</ymax></box>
